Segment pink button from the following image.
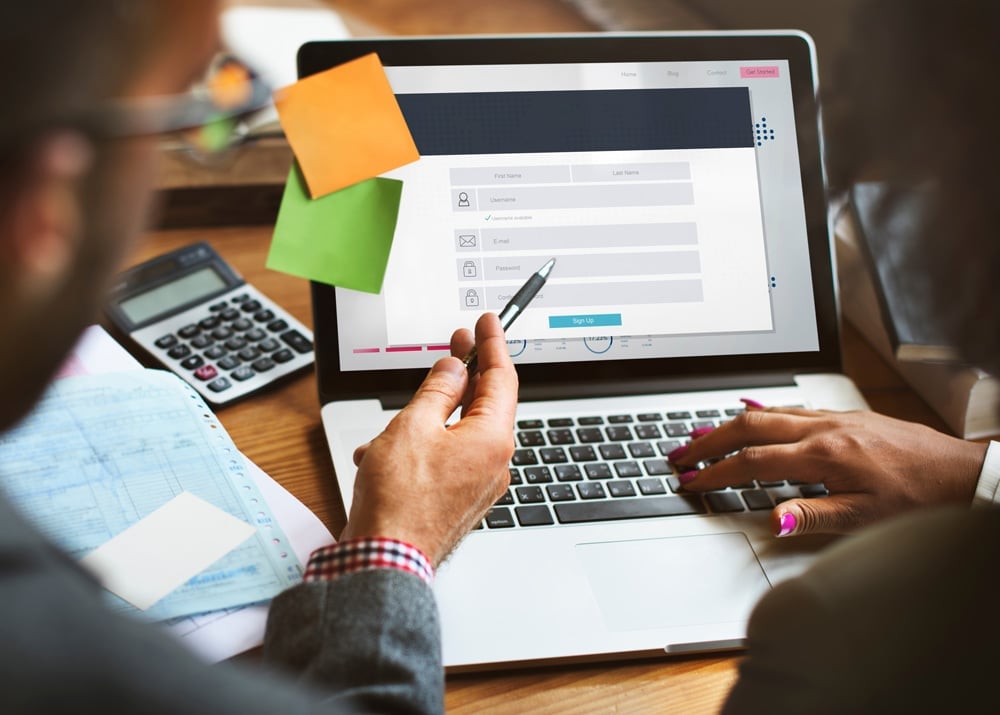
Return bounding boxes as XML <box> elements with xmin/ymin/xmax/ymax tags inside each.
<box><xmin>194</xmin><ymin>365</ymin><xmax>218</xmax><ymax>381</ymax></box>
<box><xmin>740</xmin><ymin>65</ymin><xmax>780</xmax><ymax>79</ymax></box>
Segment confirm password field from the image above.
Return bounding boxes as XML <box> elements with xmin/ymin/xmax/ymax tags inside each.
<box><xmin>484</xmin><ymin>280</ymin><xmax>703</xmax><ymax>309</ymax></box>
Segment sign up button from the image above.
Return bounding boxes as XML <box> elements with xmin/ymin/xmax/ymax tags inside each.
<box><xmin>549</xmin><ymin>313</ymin><xmax>623</xmax><ymax>329</ymax></box>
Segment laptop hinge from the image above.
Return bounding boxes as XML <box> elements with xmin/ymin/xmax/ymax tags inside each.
<box><xmin>378</xmin><ymin>371</ymin><xmax>798</xmax><ymax>410</ymax></box>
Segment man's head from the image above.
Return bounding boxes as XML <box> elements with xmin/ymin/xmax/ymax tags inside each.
<box><xmin>0</xmin><ymin>1</ymin><xmax>219</xmax><ymax>431</ymax></box>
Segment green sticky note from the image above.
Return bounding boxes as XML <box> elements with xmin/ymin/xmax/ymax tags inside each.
<box><xmin>266</xmin><ymin>163</ymin><xmax>402</xmax><ymax>294</ymax></box>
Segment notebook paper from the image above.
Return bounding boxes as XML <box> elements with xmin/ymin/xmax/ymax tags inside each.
<box><xmin>0</xmin><ymin>370</ymin><xmax>303</xmax><ymax>620</ymax></box>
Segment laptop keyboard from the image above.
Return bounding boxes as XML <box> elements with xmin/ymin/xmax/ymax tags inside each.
<box><xmin>480</xmin><ymin>406</ymin><xmax>828</xmax><ymax>530</ymax></box>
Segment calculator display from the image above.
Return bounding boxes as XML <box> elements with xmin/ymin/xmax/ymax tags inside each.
<box><xmin>118</xmin><ymin>267</ymin><xmax>228</xmax><ymax>324</ymax></box>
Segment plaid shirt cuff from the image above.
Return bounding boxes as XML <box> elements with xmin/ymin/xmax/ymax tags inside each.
<box><xmin>303</xmin><ymin>537</ymin><xmax>434</xmax><ymax>586</ymax></box>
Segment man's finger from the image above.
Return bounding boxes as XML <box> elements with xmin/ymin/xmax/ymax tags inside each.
<box><xmin>450</xmin><ymin>326</ymin><xmax>474</xmax><ymax>360</ymax></box>
<box><xmin>352</xmin><ymin>440</ymin><xmax>372</xmax><ymax>467</ymax></box>
<box><xmin>398</xmin><ymin>355</ymin><xmax>469</xmax><ymax>427</ymax></box>
<box><xmin>770</xmin><ymin>495</ymin><xmax>873</xmax><ymax>537</ymax></box>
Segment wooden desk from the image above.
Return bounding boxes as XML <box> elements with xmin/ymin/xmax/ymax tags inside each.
<box><xmin>129</xmin><ymin>224</ymin><xmax>952</xmax><ymax>714</ymax></box>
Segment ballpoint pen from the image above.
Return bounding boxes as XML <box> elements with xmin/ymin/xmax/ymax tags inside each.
<box><xmin>462</xmin><ymin>257</ymin><xmax>556</xmax><ymax>371</ymax></box>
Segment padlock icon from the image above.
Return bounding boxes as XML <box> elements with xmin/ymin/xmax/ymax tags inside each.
<box><xmin>465</xmin><ymin>289</ymin><xmax>480</xmax><ymax>307</ymax></box>
<box><xmin>463</xmin><ymin>260</ymin><xmax>477</xmax><ymax>278</ymax></box>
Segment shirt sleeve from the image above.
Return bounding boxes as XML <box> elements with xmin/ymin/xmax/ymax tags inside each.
<box><xmin>303</xmin><ymin>537</ymin><xmax>435</xmax><ymax>586</ymax></box>
<box><xmin>973</xmin><ymin>441</ymin><xmax>1000</xmax><ymax>506</ymax></box>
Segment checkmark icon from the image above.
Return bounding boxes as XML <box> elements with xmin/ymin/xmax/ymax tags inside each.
<box><xmin>485</xmin><ymin>215</ymin><xmax>492</xmax><ymax>221</ymax></box>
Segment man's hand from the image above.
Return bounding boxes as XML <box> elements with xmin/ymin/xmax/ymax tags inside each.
<box><xmin>672</xmin><ymin>407</ymin><xmax>988</xmax><ymax>537</ymax></box>
<box><xmin>340</xmin><ymin>313</ymin><xmax>517</xmax><ymax>567</ymax></box>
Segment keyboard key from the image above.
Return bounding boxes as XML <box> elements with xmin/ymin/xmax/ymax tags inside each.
<box><xmin>511</xmin><ymin>449</ymin><xmax>538</xmax><ymax>466</ymax></box>
<box><xmin>207</xmin><ymin>377</ymin><xmax>231</xmax><ymax>393</ymax></box>
<box><xmin>251</xmin><ymin>357</ymin><xmax>275</xmax><ymax>372</ymax></box>
<box><xmin>218</xmin><ymin>355</ymin><xmax>241</xmax><ymax>370</ymax></box>
<box><xmin>515</xmin><ymin>505</ymin><xmax>554</xmax><ymax>527</ymax></box>
<box><xmin>515</xmin><ymin>486</ymin><xmax>545</xmax><ymax>503</ymax></box>
<box><xmin>548</xmin><ymin>417</ymin><xmax>574</xmax><ymax>427</ymax></box>
<box><xmin>220</xmin><ymin>308</ymin><xmax>240</xmax><ymax>321</ymax></box>
<box><xmin>614</xmin><ymin>461</ymin><xmax>642</xmax><ymax>478</ymax></box>
<box><xmin>258</xmin><ymin>338</ymin><xmax>280</xmax><ymax>352</ymax></box>
<box><xmin>212</xmin><ymin>326</ymin><xmax>233</xmax><ymax>340</ymax></box>
<box><xmin>517</xmin><ymin>430</ymin><xmax>545</xmax><ymax>447</ymax></box>
<box><xmin>205</xmin><ymin>345</ymin><xmax>227</xmax><ymax>360</ymax></box>
<box><xmin>555</xmin><ymin>495</ymin><xmax>706</xmax><ymax>524</ymax></box>
<box><xmin>628</xmin><ymin>441</ymin><xmax>656</xmax><ymax>458</ymax></box>
<box><xmin>232</xmin><ymin>318</ymin><xmax>253</xmax><ymax>331</ymax></box>
<box><xmin>546</xmin><ymin>429</ymin><xmax>575</xmax><ymax>445</ymax></box>
<box><xmin>635</xmin><ymin>424</ymin><xmax>661</xmax><ymax>439</ymax></box>
<box><xmin>637</xmin><ymin>412</ymin><xmax>661</xmax><ymax>422</ymax></box>
<box><xmin>696</xmin><ymin>409</ymin><xmax>721</xmax><ymax>418</ymax></box>
<box><xmin>485</xmin><ymin>507</ymin><xmax>515</xmax><ymax>528</ymax></box>
<box><xmin>494</xmin><ymin>490</ymin><xmax>514</xmax><ymax>506</ymax></box>
<box><xmin>664</xmin><ymin>423</ymin><xmax>689</xmax><ymax>437</ymax></box>
<box><xmin>742</xmin><ymin>489</ymin><xmax>774</xmax><ymax>511</ymax></box>
<box><xmin>608</xmin><ymin>480</ymin><xmax>637</xmax><ymax>498</ymax></box>
<box><xmin>546</xmin><ymin>484</ymin><xmax>576</xmax><ymax>502</ymax></box>
<box><xmin>705</xmin><ymin>491</ymin><xmax>746</xmax><ymax>513</ymax></box>
<box><xmin>657</xmin><ymin>439</ymin><xmax>684</xmax><ymax>456</ymax></box>
<box><xmin>576</xmin><ymin>427</ymin><xmax>604</xmax><ymax>444</ymax></box>
<box><xmin>554</xmin><ymin>465</ymin><xmax>583</xmax><ymax>482</ymax></box>
<box><xmin>225</xmin><ymin>336</ymin><xmax>248</xmax><ymax>351</ymax></box>
<box><xmin>666</xmin><ymin>476</ymin><xmax>684</xmax><ymax>492</ymax></box>
<box><xmin>577</xmin><ymin>482</ymin><xmax>607</xmax><ymax>500</ymax></box>
<box><xmin>667</xmin><ymin>411</ymin><xmax>692</xmax><ymax>420</ymax></box>
<box><xmin>758</xmin><ymin>480</ymin><xmax>786</xmax><ymax>488</ymax></box>
<box><xmin>643</xmin><ymin>459</ymin><xmax>671</xmax><ymax>476</ymax></box>
<box><xmin>605</xmin><ymin>425</ymin><xmax>633</xmax><ymax>441</ymax></box>
<box><xmin>253</xmin><ymin>309</ymin><xmax>275</xmax><ymax>323</ymax></box>
<box><xmin>608</xmin><ymin>414</ymin><xmax>634</xmax><ymax>424</ymax></box>
<box><xmin>517</xmin><ymin>419</ymin><xmax>544</xmax><ymax>429</ymax></box>
<box><xmin>599</xmin><ymin>443</ymin><xmax>626</xmax><ymax>460</ymax></box>
<box><xmin>155</xmin><ymin>334</ymin><xmax>178</xmax><ymax>349</ymax></box>
<box><xmin>198</xmin><ymin>316</ymin><xmax>221</xmax><ymax>330</ymax></box>
<box><xmin>231</xmin><ymin>366</ymin><xmax>255</xmax><ymax>381</ymax></box>
<box><xmin>569</xmin><ymin>446</ymin><xmax>597</xmax><ymax>462</ymax></box>
<box><xmin>584</xmin><ymin>463</ymin><xmax>613</xmax><ymax>480</ymax></box>
<box><xmin>508</xmin><ymin>468</ymin><xmax>523</xmax><ymax>485</ymax></box>
<box><xmin>539</xmin><ymin>448</ymin><xmax>568</xmax><ymax>464</ymax></box>
<box><xmin>167</xmin><ymin>345</ymin><xmax>191</xmax><ymax>360</ymax></box>
<box><xmin>578</xmin><ymin>416</ymin><xmax>604</xmax><ymax>425</ymax></box>
<box><xmin>245</xmin><ymin>328</ymin><xmax>267</xmax><ymax>342</ymax></box>
<box><xmin>637</xmin><ymin>478</ymin><xmax>667</xmax><ymax>495</ymax></box>
<box><xmin>800</xmin><ymin>483</ymin><xmax>829</xmax><ymax>498</ymax></box>
<box><xmin>180</xmin><ymin>355</ymin><xmax>204</xmax><ymax>370</ymax></box>
<box><xmin>238</xmin><ymin>346</ymin><xmax>261</xmax><ymax>361</ymax></box>
<box><xmin>178</xmin><ymin>324</ymin><xmax>199</xmax><ymax>339</ymax></box>
<box><xmin>524</xmin><ymin>466</ymin><xmax>553</xmax><ymax>484</ymax></box>
<box><xmin>193</xmin><ymin>365</ymin><xmax>218</xmax><ymax>381</ymax></box>
<box><xmin>724</xmin><ymin>408</ymin><xmax>745</xmax><ymax>416</ymax></box>
<box><xmin>272</xmin><ymin>348</ymin><xmax>295</xmax><ymax>364</ymax></box>
<box><xmin>266</xmin><ymin>318</ymin><xmax>288</xmax><ymax>332</ymax></box>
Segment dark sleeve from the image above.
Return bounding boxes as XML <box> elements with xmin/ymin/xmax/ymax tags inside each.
<box><xmin>0</xmin><ymin>497</ymin><xmax>442</xmax><ymax>714</ymax></box>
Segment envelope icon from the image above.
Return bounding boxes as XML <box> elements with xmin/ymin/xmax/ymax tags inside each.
<box><xmin>459</xmin><ymin>234</ymin><xmax>477</xmax><ymax>248</ymax></box>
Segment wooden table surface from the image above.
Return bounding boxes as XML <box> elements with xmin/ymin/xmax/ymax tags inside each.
<box><xmin>128</xmin><ymin>223</ymin><xmax>952</xmax><ymax>714</ymax></box>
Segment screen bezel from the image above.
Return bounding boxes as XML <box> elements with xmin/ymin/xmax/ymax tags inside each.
<box><xmin>302</xmin><ymin>33</ymin><xmax>840</xmax><ymax>404</ymax></box>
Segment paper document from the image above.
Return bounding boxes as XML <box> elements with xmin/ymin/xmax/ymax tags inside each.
<box><xmin>0</xmin><ymin>370</ymin><xmax>303</xmax><ymax>620</ymax></box>
<box><xmin>267</xmin><ymin>163</ymin><xmax>403</xmax><ymax>293</ymax></box>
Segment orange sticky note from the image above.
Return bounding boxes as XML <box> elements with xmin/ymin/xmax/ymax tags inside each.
<box><xmin>274</xmin><ymin>53</ymin><xmax>419</xmax><ymax>199</ymax></box>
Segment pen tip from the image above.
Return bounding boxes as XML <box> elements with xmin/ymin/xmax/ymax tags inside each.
<box><xmin>540</xmin><ymin>257</ymin><xmax>556</xmax><ymax>277</ymax></box>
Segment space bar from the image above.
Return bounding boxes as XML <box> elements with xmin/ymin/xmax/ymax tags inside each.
<box><xmin>554</xmin><ymin>496</ymin><xmax>706</xmax><ymax>524</ymax></box>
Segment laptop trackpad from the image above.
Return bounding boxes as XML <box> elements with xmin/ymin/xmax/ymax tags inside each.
<box><xmin>576</xmin><ymin>532</ymin><xmax>771</xmax><ymax>632</ymax></box>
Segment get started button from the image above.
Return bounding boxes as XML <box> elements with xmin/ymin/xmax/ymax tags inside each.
<box><xmin>549</xmin><ymin>313</ymin><xmax>623</xmax><ymax>328</ymax></box>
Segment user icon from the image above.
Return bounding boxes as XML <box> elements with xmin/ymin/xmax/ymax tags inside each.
<box><xmin>457</xmin><ymin>191</ymin><xmax>470</xmax><ymax>208</ymax></box>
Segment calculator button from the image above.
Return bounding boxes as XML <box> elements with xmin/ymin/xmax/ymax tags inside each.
<box><xmin>225</xmin><ymin>336</ymin><xmax>247</xmax><ymax>351</ymax></box>
<box><xmin>167</xmin><ymin>344</ymin><xmax>191</xmax><ymax>359</ymax></box>
<box><xmin>252</xmin><ymin>357</ymin><xmax>276</xmax><ymax>372</ymax></box>
<box><xmin>178</xmin><ymin>324</ymin><xmax>200</xmax><ymax>339</ymax></box>
<box><xmin>204</xmin><ymin>345</ymin><xmax>227</xmax><ymax>360</ymax></box>
<box><xmin>231</xmin><ymin>294</ymin><xmax>250</xmax><ymax>303</ymax></box>
<box><xmin>190</xmin><ymin>334</ymin><xmax>214</xmax><ymax>349</ymax></box>
<box><xmin>198</xmin><ymin>316</ymin><xmax>221</xmax><ymax>330</ymax></box>
<box><xmin>193</xmin><ymin>365</ymin><xmax>218</xmax><ymax>381</ymax></box>
<box><xmin>238</xmin><ymin>347</ymin><xmax>261</xmax><ymax>361</ymax></box>
<box><xmin>258</xmin><ymin>338</ymin><xmax>279</xmax><ymax>352</ymax></box>
<box><xmin>232</xmin><ymin>318</ymin><xmax>252</xmax><ymax>331</ymax></box>
<box><xmin>209</xmin><ymin>301</ymin><xmax>228</xmax><ymax>312</ymax></box>
<box><xmin>245</xmin><ymin>328</ymin><xmax>266</xmax><ymax>342</ymax></box>
<box><xmin>207</xmin><ymin>377</ymin><xmax>232</xmax><ymax>392</ymax></box>
<box><xmin>218</xmin><ymin>355</ymin><xmax>241</xmax><ymax>370</ymax></box>
<box><xmin>231</xmin><ymin>366</ymin><xmax>255</xmax><ymax>381</ymax></box>
<box><xmin>240</xmin><ymin>299</ymin><xmax>262</xmax><ymax>313</ymax></box>
<box><xmin>272</xmin><ymin>348</ymin><xmax>294</xmax><ymax>364</ymax></box>
<box><xmin>280</xmin><ymin>329</ymin><xmax>313</xmax><ymax>354</ymax></box>
<box><xmin>220</xmin><ymin>308</ymin><xmax>240</xmax><ymax>321</ymax></box>
<box><xmin>266</xmin><ymin>318</ymin><xmax>289</xmax><ymax>333</ymax></box>
<box><xmin>253</xmin><ymin>309</ymin><xmax>275</xmax><ymax>323</ymax></box>
<box><xmin>154</xmin><ymin>334</ymin><xmax>178</xmax><ymax>349</ymax></box>
<box><xmin>180</xmin><ymin>355</ymin><xmax>204</xmax><ymax>370</ymax></box>
<box><xmin>211</xmin><ymin>326</ymin><xmax>233</xmax><ymax>340</ymax></box>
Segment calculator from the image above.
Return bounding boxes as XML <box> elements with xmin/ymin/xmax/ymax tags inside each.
<box><xmin>104</xmin><ymin>242</ymin><xmax>314</xmax><ymax>406</ymax></box>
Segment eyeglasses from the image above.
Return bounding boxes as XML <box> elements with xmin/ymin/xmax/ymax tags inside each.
<box><xmin>90</xmin><ymin>54</ymin><xmax>272</xmax><ymax>162</ymax></box>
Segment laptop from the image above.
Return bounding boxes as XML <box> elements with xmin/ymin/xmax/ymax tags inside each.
<box><xmin>304</xmin><ymin>32</ymin><xmax>868</xmax><ymax>670</ymax></box>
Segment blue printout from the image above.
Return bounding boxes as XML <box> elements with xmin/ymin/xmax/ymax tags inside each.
<box><xmin>0</xmin><ymin>369</ymin><xmax>303</xmax><ymax>620</ymax></box>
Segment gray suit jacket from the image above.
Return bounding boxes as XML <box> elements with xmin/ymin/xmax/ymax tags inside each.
<box><xmin>0</xmin><ymin>494</ymin><xmax>442</xmax><ymax>714</ymax></box>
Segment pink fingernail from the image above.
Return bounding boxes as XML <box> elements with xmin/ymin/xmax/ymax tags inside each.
<box><xmin>777</xmin><ymin>512</ymin><xmax>797</xmax><ymax>537</ymax></box>
<box><xmin>740</xmin><ymin>397</ymin><xmax>766</xmax><ymax>410</ymax></box>
<box><xmin>688</xmin><ymin>426</ymin><xmax>714</xmax><ymax>438</ymax></box>
<box><xmin>667</xmin><ymin>444</ymin><xmax>689</xmax><ymax>462</ymax></box>
<box><xmin>678</xmin><ymin>470</ymin><xmax>699</xmax><ymax>485</ymax></box>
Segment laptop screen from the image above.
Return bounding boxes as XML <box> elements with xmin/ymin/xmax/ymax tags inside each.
<box><xmin>304</xmin><ymin>35</ymin><xmax>839</xmax><ymax>402</ymax></box>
